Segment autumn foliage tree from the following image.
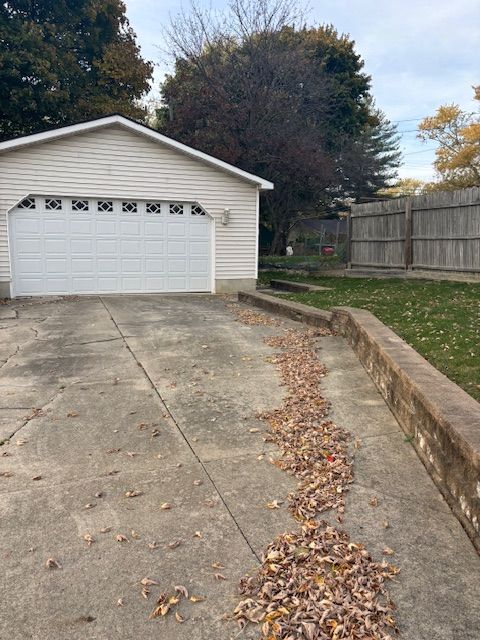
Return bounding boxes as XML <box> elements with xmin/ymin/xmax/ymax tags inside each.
<box><xmin>0</xmin><ymin>0</ymin><xmax>153</xmax><ymax>140</ymax></box>
<box><xmin>418</xmin><ymin>86</ymin><xmax>480</xmax><ymax>190</ymax></box>
<box><xmin>158</xmin><ymin>0</ymin><xmax>399</xmax><ymax>253</ymax></box>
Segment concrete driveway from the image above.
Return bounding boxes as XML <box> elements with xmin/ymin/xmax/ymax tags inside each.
<box><xmin>0</xmin><ymin>295</ymin><xmax>295</xmax><ymax>640</ymax></box>
<box><xmin>1</xmin><ymin>295</ymin><xmax>479</xmax><ymax>640</ymax></box>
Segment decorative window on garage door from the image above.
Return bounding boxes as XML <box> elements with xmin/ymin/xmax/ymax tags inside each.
<box><xmin>18</xmin><ymin>197</ymin><xmax>36</xmax><ymax>209</ymax></box>
<box><xmin>191</xmin><ymin>204</ymin><xmax>206</xmax><ymax>216</ymax></box>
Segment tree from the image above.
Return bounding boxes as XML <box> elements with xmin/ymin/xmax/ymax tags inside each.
<box><xmin>418</xmin><ymin>86</ymin><xmax>480</xmax><ymax>190</ymax></box>
<box><xmin>377</xmin><ymin>178</ymin><xmax>425</xmax><ymax>198</ymax></box>
<box><xmin>159</xmin><ymin>0</ymin><xmax>396</xmax><ymax>253</ymax></box>
<box><xmin>0</xmin><ymin>0</ymin><xmax>153</xmax><ymax>140</ymax></box>
<box><xmin>331</xmin><ymin>100</ymin><xmax>401</xmax><ymax>204</ymax></box>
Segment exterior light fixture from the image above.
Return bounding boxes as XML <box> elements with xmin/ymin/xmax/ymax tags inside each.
<box><xmin>221</xmin><ymin>208</ymin><xmax>230</xmax><ymax>225</ymax></box>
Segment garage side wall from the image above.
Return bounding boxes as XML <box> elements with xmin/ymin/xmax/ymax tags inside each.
<box><xmin>0</xmin><ymin>125</ymin><xmax>259</xmax><ymax>296</ymax></box>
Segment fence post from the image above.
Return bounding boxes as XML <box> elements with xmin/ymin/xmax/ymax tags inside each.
<box><xmin>346</xmin><ymin>212</ymin><xmax>352</xmax><ymax>268</ymax></box>
<box><xmin>404</xmin><ymin>198</ymin><xmax>412</xmax><ymax>270</ymax></box>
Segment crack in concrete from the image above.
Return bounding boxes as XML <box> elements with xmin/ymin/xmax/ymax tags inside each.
<box><xmin>0</xmin><ymin>345</ymin><xmax>20</xmax><ymax>370</ymax></box>
<box><xmin>1</xmin><ymin>388</ymin><xmax>64</xmax><ymax>445</ymax></box>
<box><xmin>63</xmin><ymin>337</ymin><xmax>122</xmax><ymax>347</ymax></box>
<box><xmin>99</xmin><ymin>296</ymin><xmax>261</xmax><ymax>564</ymax></box>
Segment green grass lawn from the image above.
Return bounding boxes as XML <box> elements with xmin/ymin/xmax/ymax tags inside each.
<box><xmin>259</xmin><ymin>270</ymin><xmax>480</xmax><ymax>402</ymax></box>
<box><xmin>258</xmin><ymin>255</ymin><xmax>342</xmax><ymax>269</ymax></box>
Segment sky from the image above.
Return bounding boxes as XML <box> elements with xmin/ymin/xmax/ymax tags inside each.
<box><xmin>124</xmin><ymin>0</ymin><xmax>480</xmax><ymax>182</ymax></box>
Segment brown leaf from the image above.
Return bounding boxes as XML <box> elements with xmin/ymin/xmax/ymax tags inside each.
<box><xmin>193</xmin><ymin>479</ymin><xmax>203</xmax><ymax>486</ymax></box>
<box><xmin>125</xmin><ymin>490</ymin><xmax>143</xmax><ymax>498</ymax></box>
<box><xmin>166</xmin><ymin>539</ymin><xmax>182</xmax><ymax>549</ymax></box>
<box><xmin>83</xmin><ymin>503</ymin><xmax>96</xmax><ymax>509</ymax></box>
<box><xmin>174</xmin><ymin>585</ymin><xmax>189</xmax><ymax>598</ymax></box>
<box><xmin>175</xmin><ymin>611</ymin><xmax>186</xmax><ymax>623</ymax></box>
<box><xmin>66</xmin><ymin>411</ymin><xmax>79</xmax><ymax>418</ymax></box>
<box><xmin>193</xmin><ymin>531</ymin><xmax>203</xmax><ymax>538</ymax></box>
<box><xmin>189</xmin><ymin>595</ymin><xmax>206</xmax><ymax>603</ymax></box>
<box><xmin>83</xmin><ymin>533</ymin><xmax>95</xmax><ymax>546</ymax></box>
<box><xmin>31</xmin><ymin>475</ymin><xmax>42</xmax><ymax>481</ymax></box>
<box><xmin>0</xmin><ymin>471</ymin><xmax>14</xmax><ymax>477</ymax></box>
<box><xmin>369</xmin><ymin>496</ymin><xmax>379</xmax><ymax>507</ymax></box>
<box><xmin>45</xmin><ymin>557</ymin><xmax>62</xmax><ymax>569</ymax></box>
<box><xmin>131</xmin><ymin>530</ymin><xmax>141</xmax><ymax>539</ymax></box>
<box><xmin>140</xmin><ymin>577</ymin><xmax>159</xmax><ymax>586</ymax></box>
<box><xmin>265</xmin><ymin>500</ymin><xmax>283</xmax><ymax>509</ymax></box>
<box><xmin>213</xmin><ymin>573</ymin><xmax>227</xmax><ymax>581</ymax></box>
<box><xmin>148</xmin><ymin>541</ymin><xmax>159</xmax><ymax>550</ymax></box>
<box><xmin>211</xmin><ymin>562</ymin><xmax>225</xmax><ymax>569</ymax></box>
<box><xmin>116</xmin><ymin>534</ymin><xmax>128</xmax><ymax>542</ymax></box>
<box><xmin>383</xmin><ymin>546</ymin><xmax>395</xmax><ymax>556</ymax></box>
<box><xmin>141</xmin><ymin>588</ymin><xmax>150</xmax><ymax>599</ymax></box>
<box><xmin>160</xmin><ymin>502</ymin><xmax>173</xmax><ymax>510</ymax></box>
<box><xmin>99</xmin><ymin>527</ymin><xmax>112</xmax><ymax>534</ymax></box>
<box><xmin>117</xmin><ymin>598</ymin><xmax>125</xmax><ymax>607</ymax></box>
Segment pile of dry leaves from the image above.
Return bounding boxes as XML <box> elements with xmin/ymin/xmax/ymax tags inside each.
<box><xmin>228</xmin><ymin>302</ymin><xmax>281</xmax><ymax>327</ymax></box>
<box><xmin>262</xmin><ymin>328</ymin><xmax>352</xmax><ymax>521</ymax></box>
<box><xmin>235</xmin><ymin>520</ymin><xmax>399</xmax><ymax>639</ymax></box>
<box><xmin>230</xmin><ymin>311</ymin><xmax>398</xmax><ymax>639</ymax></box>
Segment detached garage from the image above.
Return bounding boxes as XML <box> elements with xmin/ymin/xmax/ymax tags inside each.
<box><xmin>0</xmin><ymin>114</ymin><xmax>273</xmax><ymax>298</ymax></box>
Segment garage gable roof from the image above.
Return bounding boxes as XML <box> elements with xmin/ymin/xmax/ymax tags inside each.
<box><xmin>0</xmin><ymin>114</ymin><xmax>274</xmax><ymax>190</ymax></box>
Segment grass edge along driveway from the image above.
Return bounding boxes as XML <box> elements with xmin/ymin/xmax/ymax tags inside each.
<box><xmin>259</xmin><ymin>271</ymin><xmax>480</xmax><ymax>403</ymax></box>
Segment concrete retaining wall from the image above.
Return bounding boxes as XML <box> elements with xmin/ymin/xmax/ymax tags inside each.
<box><xmin>238</xmin><ymin>290</ymin><xmax>480</xmax><ymax>551</ymax></box>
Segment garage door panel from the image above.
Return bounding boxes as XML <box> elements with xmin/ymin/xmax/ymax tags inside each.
<box><xmin>17</xmin><ymin>279</ymin><xmax>44</xmax><ymax>294</ymax></box>
<box><xmin>45</xmin><ymin>278</ymin><xmax>69</xmax><ymax>293</ymax></box>
<box><xmin>121</xmin><ymin>258</ymin><xmax>142</xmax><ymax>273</ymax></box>
<box><xmin>121</xmin><ymin>277</ymin><xmax>143</xmax><ymax>291</ymax></box>
<box><xmin>98</xmin><ymin>277</ymin><xmax>119</xmax><ymax>292</ymax></box>
<box><xmin>16</xmin><ymin>238</ymin><xmax>42</xmax><ymax>253</ymax></box>
<box><xmin>45</xmin><ymin>238</ymin><xmax>67</xmax><ymax>253</ymax></box>
<box><xmin>168</xmin><ymin>240</ymin><xmax>186</xmax><ymax>255</ymax></box>
<box><xmin>97</xmin><ymin>239</ymin><xmax>118</xmax><ymax>254</ymax></box>
<box><xmin>70</xmin><ymin>220</ymin><xmax>93</xmax><ymax>234</ymax></box>
<box><xmin>189</xmin><ymin>240</ymin><xmax>209</xmax><ymax>256</ymax></box>
<box><xmin>71</xmin><ymin>239</ymin><xmax>93</xmax><ymax>253</ymax></box>
<box><xmin>189</xmin><ymin>258</ymin><xmax>209</xmax><ymax>273</ymax></box>
<box><xmin>120</xmin><ymin>221</ymin><xmax>141</xmax><ymax>235</ymax></box>
<box><xmin>190</xmin><ymin>222</ymin><xmax>210</xmax><ymax>238</ymax></box>
<box><xmin>44</xmin><ymin>219</ymin><xmax>67</xmax><ymax>234</ymax></box>
<box><xmin>96</xmin><ymin>220</ymin><xmax>117</xmax><ymax>235</ymax></box>
<box><xmin>168</xmin><ymin>258</ymin><xmax>187</xmax><ymax>273</ymax></box>
<box><xmin>167</xmin><ymin>221</ymin><xmax>186</xmax><ymax>237</ymax></box>
<box><xmin>121</xmin><ymin>239</ymin><xmax>142</xmax><ymax>253</ymax></box>
<box><xmin>17</xmin><ymin>258</ymin><xmax>43</xmax><ymax>274</ymax></box>
<box><xmin>10</xmin><ymin>198</ymin><xmax>211</xmax><ymax>295</ymax></box>
<box><xmin>45</xmin><ymin>258</ymin><xmax>67</xmax><ymax>274</ymax></box>
<box><xmin>15</xmin><ymin>218</ymin><xmax>41</xmax><ymax>234</ymax></box>
<box><xmin>168</xmin><ymin>276</ymin><xmax>187</xmax><ymax>290</ymax></box>
<box><xmin>98</xmin><ymin>258</ymin><xmax>118</xmax><ymax>273</ymax></box>
<box><xmin>144</xmin><ymin>221</ymin><xmax>164</xmax><ymax>235</ymax></box>
<box><xmin>72</xmin><ymin>258</ymin><xmax>95</xmax><ymax>273</ymax></box>
<box><xmin>190</xmin><ymin>276</ymin><xmax>210</xmax><ymax>290</ymax></box>
<box><xmin>146</xmin><ymin>259</ymin><xmax>164</xmax><ymax>272</ymax></box>
<box><xmin>72</xmin><ymin>277</ymin><xmax>96</xmax><ymax>292</ymax></box>
<box><xmin>145</xmin><ymin>240</ymin><xmax>163</xmax><ymax>254</ymax></box>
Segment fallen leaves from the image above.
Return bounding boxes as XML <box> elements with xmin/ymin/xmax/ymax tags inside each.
<box><xmin>259</xmin><ymin>328</ymin><xmax>352</xmax><ymax>521</ymax></box>
<box><xmin>265</xmin><ymin>500</ymin><xmax>283</xmax><ymax>509</ymax></box>
<box><xmin>125</xmin><ymin>490</ymin><xmax>143</xmax><ymax>498</ymax></box>
<box><xmin>148</xmin><ymin>585</ymin><xmax>206</xmax><ymax>622</ymax></box>
<box><xmin>234</xmin><ymin>520</ymin><xmax>399</xmax><ymax>639</ymax></box>
<box><xmin>45</xmin><ymin>557</ymin><xmax>62</xmax><ymax>569</ymax></box>
<box><xmin>115</xmin><ymin>534</ymin><xmax>128</xmax><ymax>543</ymax></box>
<box><xmin>228</xmin><ymin>303</ymin><xmax>281</xmax><ymax>327</ymax></box>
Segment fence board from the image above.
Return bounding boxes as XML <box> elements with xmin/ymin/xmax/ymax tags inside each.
<box><xmin>349</xmin><ymin>187</ymin><xmax>480</xmax><ymax>274</ymax></box>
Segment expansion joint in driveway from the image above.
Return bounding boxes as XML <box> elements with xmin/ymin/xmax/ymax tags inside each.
<box><xmin>99</xmin><ymin>296</ymin><xmax>262</xmax><ymax>563</ymax></box>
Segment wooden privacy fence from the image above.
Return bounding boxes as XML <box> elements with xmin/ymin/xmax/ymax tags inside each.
<box><xmin>347</xmin><ymin>187</ymin><xmax>480</xmax><ymax>274</ymax></box>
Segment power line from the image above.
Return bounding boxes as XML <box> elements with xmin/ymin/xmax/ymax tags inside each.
<box><xmin>402</xmin><ymin>147</ymin><xmax>437</xmax><ymax>155</ymax></box>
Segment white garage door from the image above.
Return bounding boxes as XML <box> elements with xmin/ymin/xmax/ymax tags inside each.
<box><xmin>9</xmin><ymin>196</ymin><xmax>212</xmax><ymax>296</ymax></box>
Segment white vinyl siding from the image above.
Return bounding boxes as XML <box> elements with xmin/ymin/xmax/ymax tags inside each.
<box><xmin>0</xmin><ymin>124</ymin><xmax>259</xmax><ymax>284</ymax></box>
